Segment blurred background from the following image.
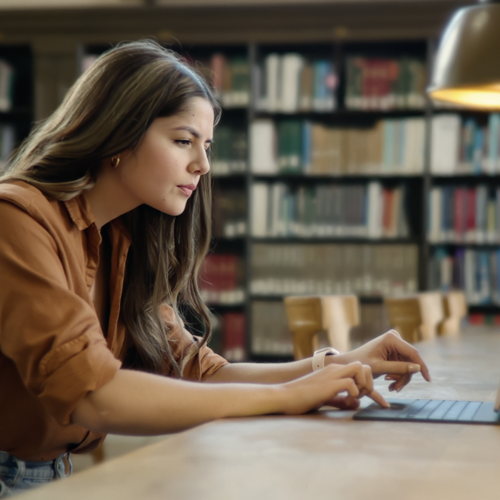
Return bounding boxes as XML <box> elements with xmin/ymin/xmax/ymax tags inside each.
<box><xmin>2</xmin><ymin>0</ymin><xmax>495</xmax><ymax>360</ymax></box>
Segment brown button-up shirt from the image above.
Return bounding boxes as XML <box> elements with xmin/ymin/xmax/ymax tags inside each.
<box><xmin>0</xmin><ymin>181</ymin><xmax>228</xmax><ymax>461</ymax></box>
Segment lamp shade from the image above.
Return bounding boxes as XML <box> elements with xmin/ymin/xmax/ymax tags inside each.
<box><xmin>428</xmin><ymin>2</ymin><xmax>500</xmax><ymax>109</ymax></box>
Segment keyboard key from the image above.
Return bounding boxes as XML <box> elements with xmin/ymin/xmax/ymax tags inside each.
<box><xmin>442</xmin><ymin>401</ymin><xmax>468</xmax><ymax>421</ymax></box>
<box><xmin>457</xmin><ymin>402</ymin><xmax>482</xmax><ymax>421</ymax></box>
<box><xmin>428</xmin><ymin>400</ymin><xmax>456</xmax><ymax>420</ymax></box>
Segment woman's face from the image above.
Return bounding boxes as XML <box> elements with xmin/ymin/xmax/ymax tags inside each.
<box><xmin>116</xmin><ymin>96</ymin><xmax>214</xmax><ymax>216</ymax></box>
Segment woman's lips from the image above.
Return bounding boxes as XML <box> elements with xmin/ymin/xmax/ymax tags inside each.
<box><xmin>177</xmin><ymin>184</ymin><xmax>196</xmax><ymax>196</ymax></box>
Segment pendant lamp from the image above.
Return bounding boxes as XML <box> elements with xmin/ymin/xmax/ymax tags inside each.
<box><xmin>428</xmin><ymin>0</ymin><xmax>500</xmax><ymax>109</ymax></box>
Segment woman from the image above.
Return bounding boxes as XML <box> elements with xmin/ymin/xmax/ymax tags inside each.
<box><xmin>0</xmin><ymin>40</ymin><xmax>430</xmax><ymax>496</ymax></box>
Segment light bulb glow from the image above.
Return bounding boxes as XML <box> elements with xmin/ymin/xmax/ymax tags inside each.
<box><xmin>429</xmin><ymin>84</ymin><xmax>500</xmax><ymax>110</ymax></box>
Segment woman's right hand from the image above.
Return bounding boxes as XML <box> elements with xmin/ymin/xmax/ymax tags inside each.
<box><xmin>276</xmin><ymin>361</ymin><xmax>389</xmax><ymax>415</ymax></box>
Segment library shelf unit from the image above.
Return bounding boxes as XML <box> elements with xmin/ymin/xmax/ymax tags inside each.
<box><xmin>0</xmin><ymin>0</ymin><xmax>488</xmax><ymax>361</ymax></box>
<box><xmin>0</xmin><ymin>45</ymin><xmax>34</xmax><ymax>174</ymax></box>
<box><xmin>80</xmin><ymin>37</ymin><xmax>496</xmax><ymax>362</ymax></box>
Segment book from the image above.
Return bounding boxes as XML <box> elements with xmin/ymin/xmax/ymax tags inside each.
<box><xmin>249</xmin><ymin>119</ymin><xmax>277</xmax><ymax>174</ymax></box>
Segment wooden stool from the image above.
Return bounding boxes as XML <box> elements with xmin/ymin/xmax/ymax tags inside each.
<box><xmin>385</xmin><ymin>292</ymin><xmax>445</xmax><ymax>343</ymax></box>
<box><xmin>384</xmin><ymin>296</ymin><xmax>422</xmax><ymax>343</ymax></box>
<box><xmin>283</xmin><ymin>295</ymin><xmax>359</xmax><ymax>360</ymax></box>
<box><xmin>418</xmin><ymin>291</ymin><xmax>445</xmax><ymax>341</ymax></box>
<box><xmin>439</xmin><ymin>290</ymin><xmax>467</xmax><ymax>335</ymax></box>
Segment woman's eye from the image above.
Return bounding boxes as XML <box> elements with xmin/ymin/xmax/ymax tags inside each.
<box><xmin>176</xmin><ymin>139</ymin><xmax>192</xmax><ymax>146</ymax></box>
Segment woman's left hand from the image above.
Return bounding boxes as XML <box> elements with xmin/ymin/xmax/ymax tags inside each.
<box><xmin>329</xmin><ymin>329</ymin><xmax>431</xmax><ymax>393</ymax></box>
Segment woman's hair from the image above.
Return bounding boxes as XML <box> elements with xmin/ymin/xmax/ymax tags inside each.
<box><xmin>1</xmin><ymin>39</ymin><xmax>221</xmax><ymax>377</ymax></box>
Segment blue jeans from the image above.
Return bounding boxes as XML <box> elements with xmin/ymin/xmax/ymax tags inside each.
<box><xmin>0</xmin><ymin>451</ymin><xmax>72</xmax><ymax>497</ymax></box>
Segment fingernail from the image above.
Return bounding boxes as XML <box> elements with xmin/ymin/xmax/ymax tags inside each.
<box><xmin>396</xmin><ymin>387</ymin><xmax>403</xmax><ymax>393</ymax></box>
<box><xmin>408</xmin><ymin>364</ymin><xmax>421</xmax><ymax>374</ymax></box>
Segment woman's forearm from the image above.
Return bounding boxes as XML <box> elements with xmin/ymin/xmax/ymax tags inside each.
<box><xmin>72</xmin><ymin>363</ymin><xmax>370</xmax><ymax>436</ymax></box>
<box><xmin>72</xmin><ymin>369</ymin><xmax>282</xmax><ymax>435</ymax></box>
<box><xmin>204</xmin><ymin>358</ymin><xmax>314</xmax><ymax>384</ymax></box>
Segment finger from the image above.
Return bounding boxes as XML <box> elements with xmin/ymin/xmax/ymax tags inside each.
<box><xmin>387</xmin><ymin>329</ymin><xmax>402</xmax><ymax>338</ymax></box>
<box><xmin>324</xmin><ymin>395</ymin><xmax>361</xmax><ymax>410</ymax></box>
<box><xmin>326</xmin><ymin>362</ymin><xmax>367</xmax><ymax>389</ymax></box>
<box><xmin>369</xmin><ymin>389</ymin><xmax>390</xmax><ymax>408</ymax></box>
<box><xmin>384</xmin><ymin>332</ymin><xmax>432</xmax><ymax>382</ymax></box>
<box><xmin>384</xmin><ymin>374</ymin><xmax>402</xmax><ymax>381</ymax></box>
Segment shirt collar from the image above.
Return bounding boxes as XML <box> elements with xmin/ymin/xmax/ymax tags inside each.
<box><xmin>64</xmin><ymin>192</ymin><xmax>95</xmax><ymax>231</ymax></box>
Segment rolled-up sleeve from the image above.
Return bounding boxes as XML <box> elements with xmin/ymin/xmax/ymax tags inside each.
<box><xmin>159</xmin><ymin>304</ymin><xmax>228</xmax><ymax>381</ymax></box>
<box><xmin>0</xmin><ymin>201</ymin><xmax>121</xmax><ymax>426</ymax></box>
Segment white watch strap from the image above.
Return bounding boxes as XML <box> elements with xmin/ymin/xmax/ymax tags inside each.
<box><xmin>312</xmin><ymin>347</ymin><xmax>340</xmax><ymax>372</ymax></box>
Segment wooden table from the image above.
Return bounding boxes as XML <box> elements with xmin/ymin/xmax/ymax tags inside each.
<box><xmin>20</xmin><ymin>328</ymin><xmax>500</xmax><ymax>500</ymax></box>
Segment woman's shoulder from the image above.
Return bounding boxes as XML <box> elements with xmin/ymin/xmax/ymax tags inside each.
<box><xmin>0</xmin><ymin>179</ymin><xmax>47</xmax><ymax>206</ymax></box>
<box><xmin>0</xmin><ymin>180</ymin><xmax>56</xmax><ymax>219</ymax></box>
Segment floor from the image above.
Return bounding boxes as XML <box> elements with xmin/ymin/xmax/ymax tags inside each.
<box><xmin>71</xmin><ymin>435</ymin><xmax>166</xmax><ymax>473</ymax></box>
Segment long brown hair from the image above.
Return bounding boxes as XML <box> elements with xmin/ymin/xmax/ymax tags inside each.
<box><xmin>1</xmin><ymin>40</ymin><xmax>221</xmax><ymax>377</ymax></box>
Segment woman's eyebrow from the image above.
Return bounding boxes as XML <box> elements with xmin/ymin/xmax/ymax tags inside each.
<box><xmin>171</xmin><ymin>126</ymin><xmax>213</xmax><ymax>143</ymax></box>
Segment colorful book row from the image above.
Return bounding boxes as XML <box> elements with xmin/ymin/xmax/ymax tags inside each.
<box><xmin>345</xmin><ymin>56</ymin><xmax>427</xmax><ymax>111</ymax></box>
<box><xmin>431</xmin><ymin>113</ymin><xmax>500</xmax><ymax>174</ymax></box>
<box><xmin>250</xmin><ymin>181</ymin><xmax>409</xmax><ymax>239</ymax></box>
<box><xmin>429</xmin><ymin>247</ymin><xmax>500</xmax><ymax>306</ymax></box>
<box><xmin>254</xmin><ymin>52</ymin><xmax>337</xmax><ymax>113</ymax></box>
<box><xmin>428</xmin><ymin>185</ymin><xmax>500</xmax><ymax>244</ymax></box>
<box><xmin>249</xmin><ymin>117</ymin><xmax>425</xmax><ymax>175</ymax></box>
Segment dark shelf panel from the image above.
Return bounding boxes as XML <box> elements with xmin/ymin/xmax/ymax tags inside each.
<box><xmin>250</xmin><ymin>294</ymin><xmax>385</xmax><ymax>303</ymax></box>
<box><xmin>429</xmin><ymin>242</ymin><xmax>500</xmax><ymax>248</ymax></box>
<box><xmin>253</xmin><ymin>109</ymin><xmax>426</xmax><ymax>120</ymax></box>
<box><xmin>250</xmin><ymin>173</ymin><xmax>424</xmax><ymax>181</ymax></box>
<box><xmin>250</xmin><ymin>237</ymin><xmax>421</xmax><ymax>244</ymax></box>
<box><xmin>430</xmin><ymin>174</ymin><xmax>500</xmax><ymax>181</ymax></box>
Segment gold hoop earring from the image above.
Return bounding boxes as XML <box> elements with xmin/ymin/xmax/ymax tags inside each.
<box><xmin>111</xmin><ymin>156</ymin><xmax>120</xmax><ymax>168</ymax></box>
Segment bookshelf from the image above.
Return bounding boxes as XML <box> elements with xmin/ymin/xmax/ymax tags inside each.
<box><xmin>0</xmin><ymin>45</ymin><xmax>33</xmax><ymax>174</ymax></box>
<box><xmin>69</xmin><ymin>31</ymin><xmax>500</xmax><ymax>359</ymax></box>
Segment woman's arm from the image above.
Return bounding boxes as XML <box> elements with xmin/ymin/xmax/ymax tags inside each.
<box><xmin>205</xmin><ymin>330</ymin><xmax>431</xmax><ymax>392</ymax></box>
<box><xmin>72</xmin><ymin>362</ymin><xmax>381</xmax><ymax>435</ymax></box>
